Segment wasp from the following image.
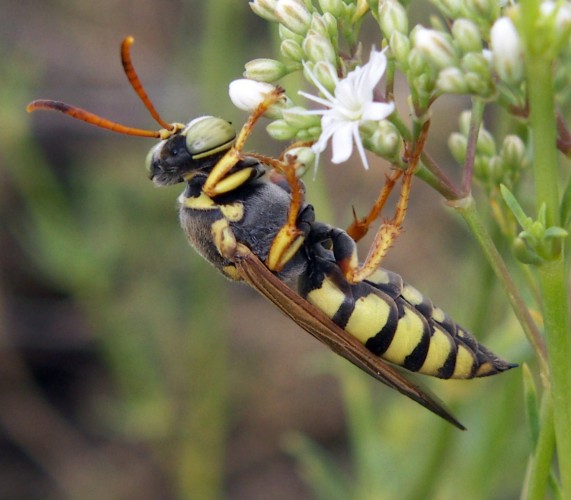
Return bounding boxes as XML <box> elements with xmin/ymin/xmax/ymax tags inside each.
<box><xmin>27</xmin><ymin>37</ymin><xmax>515</xmax><ymax>430</ymax></box>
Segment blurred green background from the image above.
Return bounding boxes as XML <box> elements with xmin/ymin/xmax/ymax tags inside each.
<box><xmin>1</xmin><ymin>1</ymin><xmax>528</xmax><ymax>499</ymax></box>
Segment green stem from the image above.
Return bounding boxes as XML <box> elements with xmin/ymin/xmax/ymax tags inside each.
<box><xmin>451</xmin><ymin>197</ymin><xmax>548</xmax><ymax>373</ymax></box>
<box><xmin>522</xmin><ymin>0</ymin><xmax>571</xmax><ymax>492</ymax></box>
<box><xmin>524</xmin><ymin>394</ymin><xmax>556</xmax><ymax>500</ymax></box>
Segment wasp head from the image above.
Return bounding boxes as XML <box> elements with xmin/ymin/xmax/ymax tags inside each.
<box><xmin>146</xmin><ymin>116</ymin><xmax>236</xmax><ymax>186</ymax></box>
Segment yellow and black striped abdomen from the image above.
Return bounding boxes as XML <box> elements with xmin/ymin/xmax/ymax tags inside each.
<box><xmin>300</xmin><ymin>261</ymin><xmax>514</xmax><ymax>379</ymax></box>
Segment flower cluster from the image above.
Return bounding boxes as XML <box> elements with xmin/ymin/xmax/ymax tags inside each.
<box><xmin>229</xmin><ymin>0</ymin><xmax>571</xmax><ymax>178</ymax></box>
<box><xmin>231</xmin><ymin>0</ymin><xmax>396</xmax><ymax>172</ymax></box>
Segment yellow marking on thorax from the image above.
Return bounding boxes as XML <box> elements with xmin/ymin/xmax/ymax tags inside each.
<box><xmin>382</xmin><ymin>306</ymin><xmax>425</xmax><ymax>365</ymax></box>
<box><xmin>220</xmin><ymin>202</ymin><xmax>245</xmax><ymax>222</ymax></box>
<box><xmin>180</xmin><ymin>191</ymin><xmax>217</xmax><ymax>210</ymax></box>
<box><xmin>212</xmin><ymin>167</ymin><xmax>255</xmax><ymax>195</ymax></box>
<box><xmin>211</xmin><ymin>219</ymin><xmax>237</xmax><ymax>259</ymax></box>
<box><xmin>307</xmin><ymin>278</ymin><xmax>346</xmax><ymax>321</ymax></box>
<box><xmin>452</xmin><ymin>344</ymin><xmax>476</xmax><ymax>378</ymax></box>
<box><xmin>418</xmin><ymin>327</ymin><xmax>453</xmax><ymax>376</ymax></box>
<box><xmin>345</xmin><ymin>293</ymin><xmax>391</xmax><ymax>344</ymax></box>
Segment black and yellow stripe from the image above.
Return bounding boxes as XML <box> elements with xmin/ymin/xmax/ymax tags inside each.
<box><xmin>300</xmin><ymin>250</ymin><xmax>514</xmax><ymax>380</ymax></box>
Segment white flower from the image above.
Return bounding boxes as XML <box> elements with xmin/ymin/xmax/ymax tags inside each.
<box><xmin>228</xmin><ymin>79</ymin><xmax>288</xmax><ymax>119</ymax></box>
<box><xmin>299</xmin><ymin>48</ymin><xmax>395</xmax><ymax>170</ymax></box>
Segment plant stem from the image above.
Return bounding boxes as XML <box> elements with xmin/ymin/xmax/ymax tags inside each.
<box><xmin>522</xmin><ymin>0</ymin><xmax>571</xmax><ymax>490</ymax></box>
<box><xmin>451</xmin><ymin>197</ymin><xmax>548</xmax><ymax>372</ymax></box>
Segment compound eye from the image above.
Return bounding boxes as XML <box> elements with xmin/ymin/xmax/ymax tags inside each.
<box><xmin>145</xmin><ymin>141</ymin><xmax>163</xmax><ymax>174</ymax></box>
<box><xmin>183</xmin><ymin>116</ymin><xmax>236</xmax><ymax>159</ymax></box>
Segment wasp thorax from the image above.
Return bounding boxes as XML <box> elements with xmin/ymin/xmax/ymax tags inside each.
<box><xmin>183</xmin><ymin>116</ymin><xmax>236</xmax><ymax>158</ymax></box>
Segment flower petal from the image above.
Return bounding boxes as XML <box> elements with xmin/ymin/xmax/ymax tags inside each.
<box><xmin>361</xmin><ymin>101</ymin><xmax>395</xmax><ymax>121</ymax></box>
<box><xmin>330</xmin><ymin>121</ymin><xmax>357</xmax><ymax>163</ymax></box>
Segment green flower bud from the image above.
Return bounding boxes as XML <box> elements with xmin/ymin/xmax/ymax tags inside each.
<box><xmin>305</xmin><ymin>60</ymin><xmax>338</xmax><ymax>93</ymax></box>
<box><xmin>284</xmin><ymin>146</ymin><xmax>316</xmax><ymax>175</ymax></box>
<box><xmin>500</xmin><ymin>134</ymin><xmax>527</xmax><ymax>171</ymax></box>
<box><xmin>467</xmin><ymin>0</ymin><xmax>499</xmax><ymax>23</ymax></box>
<box><xmin>367</xmin><ymin>119</ymin><xmax>402</xmax><ymax>159</ymax></box>
<box><xmin>302</xmin><ymin>31</ymin><xmax>337</xmax><ymax>65</ymax></box>
<box><xmin>250</xmin><ymin>0</ymin><xmax>279</xmax><ymax>22</ymax></box>
<box><xmin>321</xmin><ymin>12</ymin><xmax>339</xmax><ymax>42</ymax></box>
<box><xmin>279</xmin><ymin>23</ymin><xmax>305</xmax><ymax>43</ymax></box>
<box><xmin>452</xmin><ymin>19</ymin><xmax>482</xmax><ymax>54</ymax></box>
<box><xmin>431</xmin><ymin>0</ymin><xmax>464</xmax><ymax>18</ymax></box>
<box><xmin>436</xmin><ymin>67</ymin><xmax>469</xmax><ymax>93</ymax></box>
<box><xmin>281</xmin><ymin>39</ymin><xmax>304</xmax><ymax>61</ymax></box>
<box><xmin>309</xmin><ymin>12</ymin><xmax>329</xmax><ymax>36</ymax></box>
<box><xmin>282</xmin><ymin>106</ymin><xmax>321</xmax><ymax>129</ymax></box>
<box><xmin>448</xmin><ymin>132</ymin><xmax>467</xmax><ymax>163</ymax></box>
<box><xmin>379</xmin><ymin>0</ymin><xmax>409</xmax><ymax>38</ymax></box>
<box><xmin>414</xmin><ymin>28</ymin><xmax>459</xmax><ymax>70</ymax></box>
<box><xmin>461</xmin><ymin>52</ymin><xmax>494</xmax><ymax>95</ymax></box>
<box><xmin>407</xmin><ymin>47</ymin><xmax>429</xmax><ymax>76</ymax></box>
<box><xmin>476</xmin><ymin>129</ymin><xmax>496</xmax><ymax>157</ymax></box>
<box><xmin>244</xmin><ymin>58</ymin><xmax>289</xmax><ymax>82</ymax></box>
<box><xmin>318</xmin><ymin>0</ymin><xmax>344</xmax><ymax>17</ymax></box>
<box><xmin>266</xmin><ymin>119</ymin><xmax>298</xmax><ymax>140</ymax></box>
<box><xmin>390</xmin><ymin>32</ymin><xmax>411</xmax><ymax>68</ymax></box>
<box><xmin>459</xmin><ymin>110</ymin><xmax>471</xmax><ymax>136</ymax></box>
<box><xmin>465</xmin><ymin>72</ymin><xmax>494</xmax><ymax>96</ymax></box>
<box><xmin>276</xmin><ymin>0</ymin><xmax>312</xmax><ymax>35</ymax></box>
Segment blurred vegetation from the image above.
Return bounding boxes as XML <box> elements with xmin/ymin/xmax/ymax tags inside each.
<box><xmin>1</xmin><ymin>1</ymin><xmax>529</xmax><ymax>499</ymax></box>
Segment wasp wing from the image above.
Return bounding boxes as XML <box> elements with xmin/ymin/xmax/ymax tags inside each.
<box><xmin>234</xmin><ymin>245</ymin><xmax>465</xmax><ymax>430</ymax></box>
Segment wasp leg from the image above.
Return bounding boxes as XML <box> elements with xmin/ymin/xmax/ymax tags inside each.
<box><xmin>203</xmin><ymin>87</ymin><xmax>286</xmax><ymax>197</ymax></box>
<box><xmin>263</xmin><ymin>154</ymin><xmax>311</xmax><ymax>272</ymax></box>
<box><xmin>347</xmin><ymin>169</ymin><xmax>403</xmax><ymax>242</ymax></box>
<box><xmin>344</xmin><ymin>121</ymin><xmax>431</xmax><ymax>284</ymax></box>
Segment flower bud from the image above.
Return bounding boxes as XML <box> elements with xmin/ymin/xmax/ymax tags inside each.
<box><xmin>229</xmin><ymin>79</ymin><xmax>288</xmax><ymax>119</ymax></box>
<box><xmin>432</xmin><ymin>0</ymin><xmax>463</xmax><ymax>18</ymax></box>
<box><xmin>414</xmin><ymin>28</ymin><xmax>458</xmax><ymax>70</ymax></box>
<box><xmin>266</xmin><ymin>119</ymin><xmax>298</xmax><ymax>140</ymax></box>
<box><xmin>275</xmin><ymin>0</ymin><xmax>312</xmax><ymax>35</ymax></box>
<box><xmin>452</xmin><ymin>19</ymin><xmax>482</xmax><ymax>54</ymax></box>
<box><xmin>250</xmin><ymin>0</ymin><xmax>279</xmax><ymax>22</ymax></box>
<box><xmin>459</xmin><ymin>110</ymin><xmax>472</xmax><ymax>136</ymax></box>
<box><xmin>279</xmin><ymin>23</ymin><xmax>305</xmax><ymax>43</ymax></box>
<box><xmin>467</xmin><ymin>0</ymin><xmax>499</xmax><ymax>23</ymax></box>
<box><xmin>448</xmin><ymin>132</ymin><xmax>467</xmax><ymax>163</ymax></box>
<box><xmin>282</xmin><ymin>106</ymin><xmax>321</xmax><ymax>129</ymax></box>
<box><xmin>281</xmin><ymin>39</ymin><xmax>304</xmax><ymax>61</ymax></box>
<box><xmin>284</xmin><ymin>146</ymin><xmax>316</xmax><ymax>176</ymax></box>
<box><xmin>321</xmin><ymin>12</ymin><xmax>339</xmax><ymax>42</ymax></box>
<box><xmin>476</xmin><ymin>129</ymin><xmax>496</xmax><ymax>157</ymax></box>
<box><xmin>304</xmin><ymin>60</ymin><xmax>338</xmax><ymax>93</ymax></box>
<box><xmin>500</xmin><ymin>134</ymin><xmax>527</xmax><ymax>171</ymax></box>
<box><xmin>318</xmin><ymin>0</ymin><xmax>344</xmax><ymax>17</ymax></box>
<box><xmin>367</xmin><ymin>119</ymin><xmax>402</xmax><ymax>159</ymax></box>
<box><xmin>490</xmin><ymin>17</ymin><xmax>524</xmax><ymax>85</ymax></box>
<box><xmin>302</xmin><ymin>31</ymin><xmax>337</xmax><ymax>65</ymax></box>
<box><xmin>436</xmin><ymin>67</ymin><xmax>469</xmax><ymax>93</ymax></box>
<box><xmin>379</xmin><ymin>0</ymin><xmax>409</xmax><ymax>38</ymax></box>
<box><xmin>390</xmin><ymin>32</ymin><xmax>411</xmax><ymax>68</ymax></box>
<box><xmin>244</xmin><ymin>58</ymin><xmax>289</xmax><ymax>82</ymax></box>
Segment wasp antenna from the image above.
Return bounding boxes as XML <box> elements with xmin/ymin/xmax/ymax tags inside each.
<box><xmin>121</xmin><ymin>36</ymin><xmax>174</xmax><ymax>131</ymax></box>
<box><xmin>26</xmin><ymin>99</ymin><xmax>161</xmax><ymax>138</ymax></box>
